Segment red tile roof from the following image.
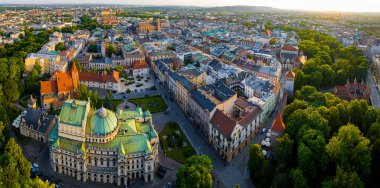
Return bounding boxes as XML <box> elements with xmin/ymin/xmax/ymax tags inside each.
<box><xmin>40</xmin><ymin>64</ymin><xmax>79</xmax><ymax>94</ymax></box>
<box><xmin>285</xmin><ymin>71</ymin><xmax>295</xmax><ymax>79</ymax></box>
<box><xmin>79</xmin><ymin>71</ymin><xmax>119</xmax><ymax>83</ymax></box>
<box><xmin>41</xmin><ymin>80</ymin><xmax>57</xmax><ymax>94</ymax></box>
<box><xmin>210</xmin><ymin>109</ymin><xmax>236</xmax><ymax>139</ymax></box>
<box><xmin>132</xmin><ymin>60</ymin><xmax>149</xmax><ymax>69</ymax></box>
<box><xmin>271</xmin><ymin>113</ymin><xmax>285</xmax><ymax>133</ymax></box>
<box><xmin>281</xmin><ymin>45</ymin><xmax>298</xmax><ymax>52</ymax></box>
<box><xmin>55</xmin><ymin>71</ymin><xmax>75</xmax><ymax>93</ymax></box>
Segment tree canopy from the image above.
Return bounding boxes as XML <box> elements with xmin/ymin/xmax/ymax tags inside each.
<box><xmin>176</xmin><ymin>155</ymin><xmax>213</xmax><ymax>188</ymax></box>
<box><xmin>294</xmin><ymin>29</ymin><xmax>368</xmax><ymax>90</ymax></box>
<box><xmin>260</xmin><ymin>85</ymin><xmax>380</xmax><ymax>187</ymax></box>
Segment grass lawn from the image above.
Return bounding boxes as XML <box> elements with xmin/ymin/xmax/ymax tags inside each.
<box><xmin>159</xmin><ymin>121</ymin><xmax>196</xmax><ymax>164</ymax></box>
<box><xmin>129</xmin><ymin>95</ymin><xmax>167</xmax><ymax>113</ymax></box>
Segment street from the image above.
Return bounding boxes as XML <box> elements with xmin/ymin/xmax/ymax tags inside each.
<box><xmin>15</xmin><ymin>72</ymin><xmax>282</xmax><ymax>188</ymax></box>
<box><xmin>151</xmin><ymin>74</ymin><xmax>281</xmax><ymax>188</ymax></box>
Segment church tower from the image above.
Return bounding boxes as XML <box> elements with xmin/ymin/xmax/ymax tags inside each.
<box><xmin>156</xmin><ymin>18</ymin><xmax>161</xmax><ymax>32</ymax></box>
<box><xmin>70</xmin><ymin>63</ymin><xmax>79</xmax><ymax>91</ymax></box>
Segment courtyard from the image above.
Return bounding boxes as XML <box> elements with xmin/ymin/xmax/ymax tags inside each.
<box><xmin>158</xmin><ymin>121</ymin><xmax>196</xmax><ymax>164</ymax></box>
<box><xmin>120</xmin><ymin>74</ymin><xmax>155</xmax><ymax>94</ymax></box>
<box><xmin>129</xmin><ymin>95</ymin><xmax>167</xmax><ymax>113</ymax></box>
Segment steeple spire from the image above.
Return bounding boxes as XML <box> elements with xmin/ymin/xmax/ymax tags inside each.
<box><xmin>118</xmin><ymin>141</ymin><xmax>125</xmax><ymax>156</ymax></box>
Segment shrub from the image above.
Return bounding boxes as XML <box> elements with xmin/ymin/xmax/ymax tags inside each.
<box><xmin>183</xmin><ymin>147</ymin><xmax>195</xmax><ymax>158</ymax></box>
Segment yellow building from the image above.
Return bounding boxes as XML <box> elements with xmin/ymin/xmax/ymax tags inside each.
<box><xmin>25</xmin><ymin>53</ymin><xmax>61</xmax><ymax>74</ymax></box>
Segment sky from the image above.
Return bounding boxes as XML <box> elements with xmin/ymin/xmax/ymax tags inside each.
<box><xmin>1</xmin><ymin>0</ymin><xmax>380</xmax><ymax>12</ymax></box>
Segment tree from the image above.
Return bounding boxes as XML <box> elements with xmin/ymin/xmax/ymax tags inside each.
<box><xmin>290</xmin><ymin>168</ymin><xmax>308</xmax><ymax>188</ymax></box>
<box><xmin>166</xmin><ymin>45</ymin><xmax>175</xmax><ymax>51</ymax></box>
<box><xmin>295</xmin><ymin>86</ymin><xmax>317</xmax><ymax>101</ymax></box>
<box><xmin>368</xmin><ymin>122</ymin><xmax>380</xmax><ymax>142</ymax></box>
<box><xmin>114</xmin><ymin>66</ymin><xmax>124</xmax><ymax>74</ymax></box>
<box><xmin>87</xmin><ymin>44</ymin><xmax>98</xmax><ymax>53</ymax></box>
<box><xmin>269</xmin><ymin>38</ymin><xmax>277</xmax><ymax>45</ymax></box>
<box><xmin>0</xmin><ymin>62</ymin><xmax>8</xmax><ymax>82</ymax></box>
<box><xmin>3</xmin><ymin>80</ymin><xmax>20</xmax><ymax>102</ymax></box>
<box><xmin>284</xmin><ymin>99</ymin><xmax>308</xmax><ymax>122</ymax></box>
<box><xmin>0</xmin><ymin>138</ymin><xmax>31</xmax><ymax>187</ymax></box>
<box><xmin>72</xmin><ymin>60</ymin><xmax>83</xmax><ymax>72</ymax></box>
<box><xmin>275</xmin><ymin>134</ymin><xmax>294</xmax><ymax>166</ymax></box>
<box><xmin>78</xmin><ymin>84</ymin><xmax>89</xmax><ymax>100</ymax></box>
<box><xmin>106</xmin><ymin>45</ymin><xmax>116</xmax><ymax>57</ymax></box>
<box><xmin>326</xmin><ymin>124</ymin><xmax>371</xmax><ymax>178</ymax></box>
<box><xmin>176</xmin><ymin>155</ymin><xmax>213</xmax><ymax>188</ymax></box>
<box><xmin>298</xmin><ymin>129</ymin><xmax>328</xmax><ymax>182</ymax></box>
<box><xmin>248</xmin><ymin>144</ymin><xmax>273</xmax><ymax>188</ymax></box>
<box><xmin>322</xmin><ymin>167</ymin><xmax>364</xmax><ymax>188</ymax></box>
<box><xmin>105</xmin><ymin>90</ymin><xmax>112</xmax><ymax>109</ymax></box>
<box><xmin>55</xmin><ymin>42</ymin><xmax>66</xmax><ymax>51</ymax></box>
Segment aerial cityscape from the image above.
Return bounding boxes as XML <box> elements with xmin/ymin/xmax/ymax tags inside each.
<box><xmin>0</xmin><ymin>1</ymin><xmax>379</xmax><ymax>188</ymax></box>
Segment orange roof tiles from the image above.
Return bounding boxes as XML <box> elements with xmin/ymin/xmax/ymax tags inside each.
<box><xmin>271</xmin><ymin>113</ymin><xmax>285</xmax><ymax>133</ymax></box>
<box><xmin>55</xmin><ymin>71</ymin><xmax>74</xmax><ymax>93</ymax></box>
<box><xmin>132</xmin><ymin>60</ymin><xmax>149</xmax><ymax>69</ymax></box>
<box><xmin>40</xmin><ymin>64</ymin><xmax>79</xmax><ymax>94</ymax></box>
<box><xmin>41</xmin><ymin>80</ymin><xmax>57</xmax><ymax>94</ymax></box>
<box><xmin>281</xmin><ymin>45</ymin><xmax>298</xmax><ymax>52</ymax></box>
<box><xmin>285</xmin><ymin>71</ymin><xmax>295</xmax><ymax>79</ymax></box>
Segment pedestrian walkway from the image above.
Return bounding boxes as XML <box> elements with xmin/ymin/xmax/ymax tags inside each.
<box><xmin>368</xmin><ymin>69</ymin><xmax>380</xmax><ymax>108</ymax></box>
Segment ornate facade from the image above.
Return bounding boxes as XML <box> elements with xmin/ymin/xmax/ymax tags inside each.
<box><xmin>48</xmin><ymin>99</ymin><xmax>159</xmax><ymax>186</ymax></box>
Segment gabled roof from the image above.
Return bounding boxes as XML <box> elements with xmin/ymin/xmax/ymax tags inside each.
<box><xmin>132</xmin><ymin>60</ymin><xmax>149</xmax><ymax>69</ymax></box>
<box><xmin>271</xmin><ymin>113</ymin><xmax>285</xmax><ymax>133</ymax></box>
<box><xmin>285</xmin><ymin>71</ymin><xmax>295</xmax><ymax>79</ymax></box>
<box><xmin>41</xmin><ymin>80</ymin><xmax>58</xmax><ymax>94</ymax></box>
<box><xmin>55</xmin><ymin>71</ymin><xmax>75</xmax><ymax>93</ymax></box>
<box><xmin>79</xmin><ymin>71</ymin><xmax>119</xmax><ymax>83</ymax></box>
<box><xmin>210</xmin><ymin>110</ymin><xmax>236</xmax><ymax>140</ymax></box>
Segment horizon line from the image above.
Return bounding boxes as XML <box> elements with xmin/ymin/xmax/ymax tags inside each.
<box><xmin>0</xmin><ymin>3</ymin><xmax>380</xmax><ymax>13</ymax></box>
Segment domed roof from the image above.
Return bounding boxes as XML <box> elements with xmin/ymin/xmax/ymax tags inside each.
<box><xmin>88</xmin><ymin>107</ymin><xmax>118</xmax><ymax>135</ymax></box>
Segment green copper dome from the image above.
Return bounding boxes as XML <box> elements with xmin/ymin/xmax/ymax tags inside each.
<box><xmin>88</xmin><ymin>107</ymin><xmax>118</xmax><ymax>135</ymax></box>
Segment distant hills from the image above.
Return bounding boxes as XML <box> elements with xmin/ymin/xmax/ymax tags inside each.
<box><xmin>204</xmin><ymin>6</ymin><xmax>281</xmax><ymax>13</ymax></box>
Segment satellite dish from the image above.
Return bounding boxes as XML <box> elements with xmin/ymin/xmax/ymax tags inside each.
<box><xmin>266</xmin><ymin>133</ymin><xmax>271</xmax><ymax>137</ymax></box>
<box><xmin>265</xmin><ymin>138</ymin><xmax>270</xmax><ymax>142</ymax></box>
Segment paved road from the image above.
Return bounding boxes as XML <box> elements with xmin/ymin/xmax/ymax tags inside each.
<box><xmin>151</xmin><ymin>74</ymin><xmax>284</xmax><ymax>188</ymax></box>
<box><xmin>20</xmin><ymin>72</ymin><xmax>282</xmax><ymax>188</ymax></box>
<box><xmin>89</xmin><ymin>88</ymin><xmax>158</xmax><ymax>100</ymax></box>
<box><xmin>367</xmin><ymin>68</ymin><xmax>380</xmax><ymax>109</ymax></box>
